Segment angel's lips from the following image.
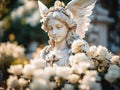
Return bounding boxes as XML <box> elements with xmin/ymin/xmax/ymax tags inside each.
<box><xmin>51</xmin><ymin>35</ymin><xmax>59</xmax><ymax>39</ymax></box>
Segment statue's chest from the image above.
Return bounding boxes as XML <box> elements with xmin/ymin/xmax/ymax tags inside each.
<box><xmin>45</xmin><ymin>49</ymin><xmax>70</xmax><ymax>66</ymax></box>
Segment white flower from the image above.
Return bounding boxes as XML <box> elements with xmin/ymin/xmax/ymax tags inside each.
<box><xmin>74</xmin><ymin>61</ymin><xmax>95</xmax><ymax>74</ymax></box>
<box><xmin>0</xmin><ymin>21</ymin><xmax>4</xmax><ymax>28</ymax></box>
<box><xmin>16</xmin><ymin>6</ymin><xmax>25</xmax><ymax>18</ymax></box>
<box><xmin>79</xmin><ymin>81</ymin><xmax>102</xmax><ymax>90</ymax></box>
<box><xmin>48</xmin><ymin>82</ymin><xmax>56</xmax><ymax>90</ymax></box>
<box><xmin>67</xmin><ymin>74</ymin><xmax>79</xmax><ymax>84</ymax></box>
<box><xmin>87</xmin><ymin>45</ymin><xmax>97</xmax><ymax>58</ymax></box>
<box><xmin>95</xmin><ymin>45</ymin><xmax>109</xmax><ymax>60</ymax></box>
<box><xmin>89</xmin><ymin>82</ymin><xmax>102</xmax><ymax>90</ymax></box>
<box><xmin>12</xmin><ymin>45</ymin><xmax>25</xmax><ymax>58</ymax></box>
<box><xmin>1</xmin><ymin>43</ymin><xmax>13</xmax><ymax>56</ymax></box>
<box><xmin>33</xmin><ymin>69</ymin><xmax>50</xmax><ymax>80</ymax></box>
<box><xmin>105</xmin><ymin>65</ymin><xmax>120</xmax><ymax>83</ymax></box>
<box><xmin>8</xmin><ymin>65</ymin><xmax>23</xmax><ymax>75</ymax></box>
<box><xmin>70</xmin><ymin>53</ymin><xmax>90</xmax><ymax>65</ymax></box>
<box><xmin>0</xmin><ymin>42</ymin><xmax>25</xmax><ymax>58</ymax></box>
<box><xmin>80</xmin><ymin>70</ymin><xmax>101</xmax><ymax>90</ymax></box>
<box><xmin>85</xmin><ymin>70</ymin><xmax>101</xmax><ymax>82</ymax></box>
<box><xmin>55</xmin><ymin>66</ymin><xmax>73</xmax><ymax>79</ymax></box>
<box><xmin>105</xmin><ymin>71</ymin><xmax>117</xmax><ymax>83</ymax></box>
<box><xmin>89</xmin><ymin>45</ymin><xmax>97</xmax><ymax>53</ymax></box>
<box><xmin>26</xmin><ymin>10</ymin><xmax>40</xmax><ymax>26</ymax></box>
<box><xmin>10</xmin><ymin>10</ymin><xmax>17</xmax><ymax>20</ymax></box>
<box><xmin>105</xmin><ymin>52</ymin><xmax>111</xmax><ymax>60</ymax></box>
<box><xmin>24</xmin><ymin>1</ymin><xmax>37</xmax><ymax>10</ymax></box>
<box><xmin>7</xmin><ymin>76</ymin><xmax>19</xmax><ymax>89</ymax></box>
<box><xmin>44</xmin><ymin>66</ymin><xmax>56</xmax><ymax>76</ymax></box>
<box><xmin>108</xmin><ymin>65</ymin><xmax>120</xmax><ymax>72</ymax></box>
<box><xmin>18</xmin><ymin>78</ymin><xmax>28</xmax><ymax>87</ymax></box>
<box><xmin>30</xmin><ymin>79</ymin><xmax>48</xmax><ymax>90</ymax></box>
<box><xmin>30</xmin><ymin>58</ymin><xmax>46</xmax><ymax>69</ymax></box>
<box><xmin>71</xmin><ymin>39</ymin><xmax>89</xmax><ymax>54</ymax></box>
<box><xmin>110</xmin><ymin>55</ymin><xmax>120</xmax><ymax>64</ymax></box>
<box><xmin>22</xmin><ymin>64</ymin><xmax>35</xmax><ymax>77</ymax></box>
<box><xmin>62</xmin><ymin>84</ymin><xmax>74</xmax><ymax>90</ymax></box>
<box><xmin>31</xmin><ymin>10</ymin><xmax>40</xmax><ymax>26</ymax></box>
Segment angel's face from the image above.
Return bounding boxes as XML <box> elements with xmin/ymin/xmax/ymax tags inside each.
<box><xmin>47</xmin><ymin>18</ymin><xmax>68</xmax><ymax>43</ymax></box>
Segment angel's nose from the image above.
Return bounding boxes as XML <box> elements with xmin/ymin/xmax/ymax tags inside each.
<box><xmin>49</xmin><ymin>28</ymin><xmax>57</xmax><ymax>35</ymax></box>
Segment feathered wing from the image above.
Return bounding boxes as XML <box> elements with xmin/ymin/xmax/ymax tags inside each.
<box><xmin>38</xmin><ymin>0</ymin><xmax>48</xmax><ymax>19</ymax></box>
<box><xmin>66</xmin><ymin>0</ymin><xmax>97</xmax><ymax>38</ymax></box>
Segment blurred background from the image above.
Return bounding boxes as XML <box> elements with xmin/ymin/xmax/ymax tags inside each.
<box><xmin>0</xmin><ymin>0</ymin><xmax>120</xmax><ymax>58</ymax></box>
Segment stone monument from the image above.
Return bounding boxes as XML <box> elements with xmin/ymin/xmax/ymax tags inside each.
<box><xmin>36</xmin><ymin>0</ymin><xmax>97</xmax><ymax>66</ymax></box>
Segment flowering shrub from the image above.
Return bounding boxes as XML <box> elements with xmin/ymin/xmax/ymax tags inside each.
<box><xmin>10</xmin><ymin>0</ymin><xmax>39</xmax><ymax>27</ymax></box>
<box><xmin>6</xmin><ymin>39</ymin><xmax>120</xmax><ymax>90</ymax></box>
<box><xmin>0</xmin><ymin>42</ymin><xmax>29</xmax><ymax>85</ymax></box>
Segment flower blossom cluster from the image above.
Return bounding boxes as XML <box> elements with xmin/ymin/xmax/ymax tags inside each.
<box><xmin>7</xmin><ymin>58</ymin><xmax>101</xmax><ymax>90</ymax></box>
<box><xmin>6</xmin><ymin>39</ymin><xmax>120</xmax><ymax>90</ymax></box>
<box><xmin>0</xmin><ymin>42</ymin><xmax>27</xmax><ymax>89</ymax></box>
<box><xmin>0</xmin><ymin>42</ymin><xmax>25</xmax><ymax>59</ymax></box>
<box><xmin>10</xmin><ymin>0</ymin><xmax>40</xmax><ymax>27</ymax></box>
<box><xmin>71</xmin><ymin>39</ymin><xmax>89</xmax><ymax>54</ymax></box>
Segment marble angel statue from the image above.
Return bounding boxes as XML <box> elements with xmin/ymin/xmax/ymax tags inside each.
<box><xmin>36</xmin><ymin>0</ymin><xmax>97</xmax><ymax>66</ymax></box>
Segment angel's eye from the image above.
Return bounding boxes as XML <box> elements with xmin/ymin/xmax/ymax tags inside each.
<box><xmin>48</xmin><ymin>26</ymin><xmax>53</xmax><ymax>31</ymax></box>
<box><xmin>56</xmin><ymin>24</ymin><xmax>62</xmax><ymax>29</ymax></box>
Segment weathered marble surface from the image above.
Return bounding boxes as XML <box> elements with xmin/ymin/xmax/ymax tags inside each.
<box><xmin>36</xmin><ymin>0</ymin><xmax>97</xmax><ymax>66</ymax></box>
